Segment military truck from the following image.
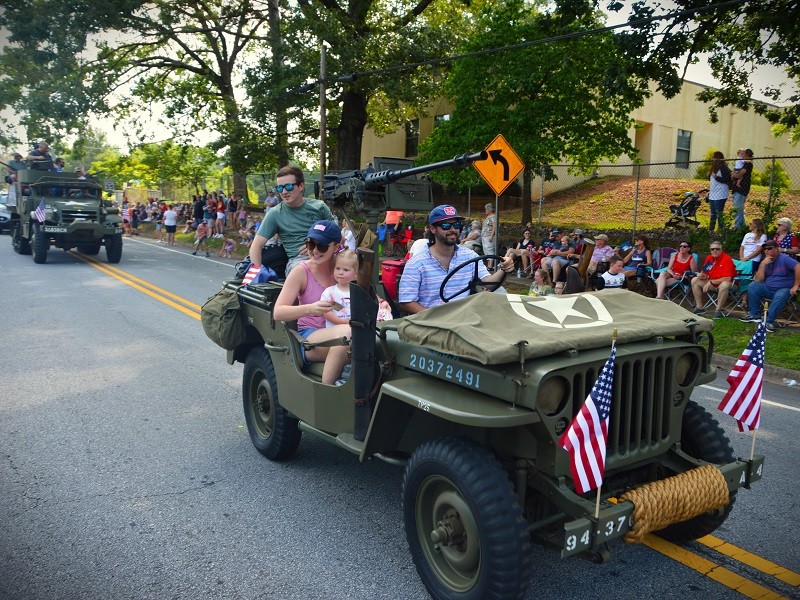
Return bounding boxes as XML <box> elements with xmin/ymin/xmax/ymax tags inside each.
<box><xmin>206</xmin><ymin>154</ymin><xmax>764</xmax><ymax>600</ymax></box>
<box><xmin>8</xmin><ymin>169</ymin><xmax>123</xmax><ymax>263</ymax></box>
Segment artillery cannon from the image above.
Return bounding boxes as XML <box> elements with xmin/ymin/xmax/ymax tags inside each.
<box><xmin>321</xmin><ymin>151</ymin><xmax>487</xmax><ymax>212</ymax></box>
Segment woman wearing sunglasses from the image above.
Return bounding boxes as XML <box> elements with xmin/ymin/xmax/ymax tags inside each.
<box><xmin>655</xmin><ymin>241</ymin><xmax>698</xmax><ymax>299</ymax></box>
<box><xmin>273</xmin><ymin>220</ymin><xmax>351</xmax><ymax>385</ymax></box>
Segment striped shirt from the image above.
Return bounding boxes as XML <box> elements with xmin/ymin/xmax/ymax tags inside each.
<box><xmin>398</xmin><ymin>244</ymin><xmax>489</xmax><ymax>308</ymax></box>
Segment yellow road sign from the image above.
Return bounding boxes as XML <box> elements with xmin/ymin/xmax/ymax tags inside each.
<box><xmin>473</xmin><ymin>134</ymin><xmax>525</xmax><ymax>196</ymax></box>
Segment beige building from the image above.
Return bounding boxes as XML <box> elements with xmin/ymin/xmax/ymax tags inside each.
<box><xmin>360</xmin><ymin>81</ymin><xmax>795</xmax><ymax>194</ymax></box>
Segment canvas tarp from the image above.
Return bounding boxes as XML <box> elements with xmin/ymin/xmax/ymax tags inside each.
<box><xmin>396</xmin><ymin>290</ymin><xmax>713</xmax><ymax>365</ymax></box>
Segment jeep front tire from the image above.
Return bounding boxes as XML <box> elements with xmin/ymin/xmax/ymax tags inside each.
<box><xmin>402</xmin><ymin>437</ymin><xmax>531</xmax><ymax>600</ymax></box>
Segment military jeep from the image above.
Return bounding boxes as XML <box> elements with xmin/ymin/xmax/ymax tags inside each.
<box><xmin>8</xmin><ymin>169</ymin><xmax>123</xmax><ymax>263</ymax></box>
<box><xmin>209</xmin><ymin>155</ymin><xmax>764</xmax><ymax>600</ymax></box>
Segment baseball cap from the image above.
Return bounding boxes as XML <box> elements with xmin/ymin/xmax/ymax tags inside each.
<box><xmin>763</xmin><ymin>239</ymin><xmax>778</xmax><ymax>249</ymax></box>
<box><xmin>428</xmin><ymin>205</ymin><xmax>464</xmax><ymax>225</ymax></box>
<box><xmin>744</xmin><ymin>148</ymin><xmax>754</xmax><ymax>157</ymax></box>
<box><xmin>550</xmin><ymin>228</ymin><xmax>561</xmax><ymax>235</ymax></box>
<box><xmin>572</xmin><ymin>228</ymin><xmax>584</xmax><ymax>236</ymax></box>
<box><xmin>594</xmin><ymin>234</ymin><xmax>609</xmax><ymax>241</ymax></box>
<box><xmin>306</xmin><ymin>220</ymin><xmax>341</xmax><ymax>245</ymax></box>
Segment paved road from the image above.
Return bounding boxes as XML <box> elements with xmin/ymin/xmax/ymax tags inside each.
<box><xmin>1</xmin><ymin>237</ymin><xmax>798</xmax><ymax>599</ymax></box>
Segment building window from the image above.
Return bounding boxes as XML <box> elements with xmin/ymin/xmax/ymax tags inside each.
<box><xmin>675</xmin><ymin>129</ymin><xmax>692</xmax><ymax>168</ymax></box>
<box><xmin>405</xmin><ymin>119</ymin><xmax>419</xmax><ymax>157</ymax></box>
<box><xmin>434</xmin><ymin>114</ymin><xmax>450</xmax><ymax>128</ymax></box>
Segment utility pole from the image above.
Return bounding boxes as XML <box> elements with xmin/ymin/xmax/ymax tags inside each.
<box><xmin>319</xmin><ymin>42</ymin><xmax>328</xmax><ymax>190</ymax></box>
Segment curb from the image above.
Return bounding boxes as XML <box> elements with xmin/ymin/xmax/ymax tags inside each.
<box><xmin>711</xmin><ymin>354</ymin><xmax>800</xmax><ymax>386</ymax></box>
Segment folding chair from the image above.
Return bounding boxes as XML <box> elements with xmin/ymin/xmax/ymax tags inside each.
<box><xmin>702</xmin><ymin>259</ymin><xmax>753</xmax><ymax>315</ymax></box>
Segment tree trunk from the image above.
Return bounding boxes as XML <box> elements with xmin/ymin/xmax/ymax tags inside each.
<box><xmin>522</xmin><ymin>165</ymin><xmax>533</xmax><ymax>226</ymax></box>
<box><xmin>336</xmin><ymin>89</ymin><xmax>368</xmax><ymax>171</ymax></box>
<box><xmin>269</xmin><ymin>0</ymin><xmax>289</xmax><ymax>168</ymax></box>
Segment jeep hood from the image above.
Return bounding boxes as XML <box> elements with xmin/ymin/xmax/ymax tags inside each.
<box><xmin>396</xmin><ymin>290</ymin><xmax>713</xmax><ymax>365</ymax></box>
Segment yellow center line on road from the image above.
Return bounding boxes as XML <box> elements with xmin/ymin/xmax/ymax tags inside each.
<box><xmin>697</xmin><ymin>535</ymin><xmax>800</xmax><ymax>587</ymax></box>
<box><xmin>73</xmin><ymin>253</ymin><xmax>201</xmax><ymax>321</ymax></box>
<box><xmin>641</xmin><ymin>534</ymin><xmax>790</xmax><ymax>599</ymax></box>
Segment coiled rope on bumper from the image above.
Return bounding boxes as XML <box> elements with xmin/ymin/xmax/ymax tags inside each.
<box><xmin>620</xmin><ymin>465</ymin><xmax>730</xmax><ymax>542</ymax></box>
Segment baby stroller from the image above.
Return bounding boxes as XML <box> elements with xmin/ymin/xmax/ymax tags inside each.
<box><xmin>665</xmin><ymin>189</ymin><xmax>706</xmax><ymax>228</ymax></box>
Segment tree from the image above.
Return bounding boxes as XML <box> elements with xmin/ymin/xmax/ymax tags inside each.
<box><xmin>0</xmin><ymin>0</ymin><xmax>271</xmax><ymax>192</ymax></box>
<box><xmin>607</xmin><ymin>0</ymin><xmax>799</xmax><ymax>139</ymax></box>
<box><xmin>418</xmin><ymin>0</ymin><xmax>649</xmax><ymax>225</ymax></box>
<box><xmin>246</xmin><ymin>0</ymin><xmax>480</xmax><ymax>171</ymax></box>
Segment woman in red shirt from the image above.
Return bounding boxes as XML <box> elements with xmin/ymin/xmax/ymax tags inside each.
<box><xmin>655</xmin><ymin>241</ymin><xmax>698</xmax><ymax>299</ymax></box>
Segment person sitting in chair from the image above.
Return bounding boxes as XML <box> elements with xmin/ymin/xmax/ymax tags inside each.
<box><xmin>739</xmin><ymin>239</ymin><xmax>800</xmax><ymax>332</ymax></box>
<box><xmin>691</xmin><ymin>242</ymin><xmax>735</xmax><ymax>318</ymax></box>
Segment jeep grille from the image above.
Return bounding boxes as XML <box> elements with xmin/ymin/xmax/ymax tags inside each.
<box><xmin>570</xmin><ymin>354</ymin><xmax>673</xmax><ymax>460</ymax></box>
<box><xmin>62</xmin><ymin>209</ymin><xmax>98</xmax><ymax>223</ymax></box>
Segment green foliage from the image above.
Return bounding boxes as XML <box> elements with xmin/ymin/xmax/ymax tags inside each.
<box><xmin>417</xmin><ymin>0</ymin><xmax>648</xmax><ymax>199</ymax></box>
<box><xmin>694</xmin><ymin>148</ymin><xmax>719</xmax><ymax>181</ymax></box>
<box><xmin>751</xmin><ymin>159</ymin><xmax>791</xmax><ymax>231</ymax></box>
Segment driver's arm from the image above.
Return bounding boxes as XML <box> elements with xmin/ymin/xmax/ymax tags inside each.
<box><xmin>481</xmin><ymin>256</ymin><xmax>514</xmax><ymax>283</ymax></box>
<box><xmin>398</xmin><ymin>301</ymin><xmax>426</xmax><ymax>314</ymax></box>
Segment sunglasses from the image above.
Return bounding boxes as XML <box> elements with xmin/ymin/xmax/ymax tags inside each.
<box><xmin>764</xmin><ymin>246</ymin><xmax>779</xmax><ymax>251</ymax></box>
<box><xmin>710</xmin><ymin>247</ymin><xmax>722</xmax><ymax>251</ymax></box>
<box><xmin>275</xmin><ymin>182</ymin><xmax>298</xmax><ymax>193</ymax></box>
<box><xmin>306</xmin><ymin>238</ymin><xmax>332</xmax><ymax>253</ymax></box>
<box><xmin>679</xmin><ymin>244</ymin><xmax>690</xmax><ymax>248</ymax></box>
<box><xmin>436</xmin><ymin>221</ymin><xmax>464</xmax><ymax>231</ymax></box>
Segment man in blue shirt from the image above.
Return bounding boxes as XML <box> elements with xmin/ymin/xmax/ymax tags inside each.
<box><xmin>740</xmin><ymin>239</ymin><xmax>800</xmax><ymax>331</ymax></box>
<box><xmin>398</xmin><ymin>205</ymin><xmax>512</xmax><ymax>314</ymax></box>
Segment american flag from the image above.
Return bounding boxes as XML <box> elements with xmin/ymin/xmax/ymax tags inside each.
<box><xmin>718</xmin><ymin>321</ymin><xmax>764</xmax><ymax>431</ymax></box>
<box><xmin>558</xmin><ymin>345</ymin><xmax>616</xmax><ymax>494</ymax></box>
<box><xmin>241</xmin><ymin>263</ymin><xmax>262</xmax><ymax>286</ymax></box>
<box><xmin>34</xmin><ymin>200</ymin><xmax>46</xmax><ymax>223</ymax></box>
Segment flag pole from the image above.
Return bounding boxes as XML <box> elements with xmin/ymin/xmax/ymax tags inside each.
<box><xmin>748</xmin><ymin>301</ymin><xmax>769</xmax><ymax>461</ymax></box>
<box><xmin>594</xmin><ymin>328</ymin><xmax>618</xmax><ymax>519</ymax></box>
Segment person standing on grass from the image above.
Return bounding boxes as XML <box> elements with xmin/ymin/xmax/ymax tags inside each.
<box><xmin>731</xmin><ymin>148</ymin><xmax>753</xmax><ymax>229</ymax></box>
<box><xmin>708</xmin><ymin>151</ymin><xmax>732</xmax><ymax>233</ymax></box>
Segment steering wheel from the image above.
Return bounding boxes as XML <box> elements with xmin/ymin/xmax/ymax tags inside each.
<box><xmin>439</xmin><ymin>254</ymin><xmax>508</xmax><ymax>303</ymax></box>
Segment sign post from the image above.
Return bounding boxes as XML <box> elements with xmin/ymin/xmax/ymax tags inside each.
<box><xmin>474</xmin><ymin>135</ymin><xmax>525</xmax><ymax>266</ymax></box>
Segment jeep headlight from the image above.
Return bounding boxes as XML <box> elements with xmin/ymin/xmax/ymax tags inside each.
<box><xmin>537</xmin><ymin>376</ymin><xmax>568</xmax><ymax>416</ymax></box>
<box><xmin>675</xmin><ymin>353</ymin><xmax>698</xmax><ymax>387</ymax></box>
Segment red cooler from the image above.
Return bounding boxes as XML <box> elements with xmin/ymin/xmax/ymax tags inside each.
<box><xmin>381</xmin><ymin>259</ymin><xmax>406</xmax><ymax>300</ymax></box>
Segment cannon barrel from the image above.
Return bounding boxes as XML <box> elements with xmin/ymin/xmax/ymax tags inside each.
<box><xmin>363</xmin><ymin>151</ymin><xmax>488</xmax><ymax>188</ymax></box>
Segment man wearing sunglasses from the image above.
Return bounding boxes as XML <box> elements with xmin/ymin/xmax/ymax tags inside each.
<box><xmin>398</xmin><ymin>205</ymin><xmax>513</xmax><ymax>314</ymax></box>
<box><xmin>249</xmin><ymin>165</ymin><xmax>334</xmax><ymax>276</ymax></box>
<box><xmin>690</xmin><ymin>242</ymin><xmax>735</xmax><ymax>318</ymax></box>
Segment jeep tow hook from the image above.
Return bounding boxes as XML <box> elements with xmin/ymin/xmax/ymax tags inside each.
<box><xmin>430</xmin><ymin>510</ymin><xmax>465</xmax><ymax>546</ymax></box>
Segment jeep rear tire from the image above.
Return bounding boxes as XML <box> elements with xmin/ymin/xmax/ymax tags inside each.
<box><xmin>105</xmin><ymin>233</ymin><xmax>122</xmax><ymax>263</ymax></box>
<box><xmin>403</xmin><ymin>437</ymin><xmax>531</xmax><ymax>600</ymax></box>
<box><xmin>658</xmin><ymin>400</ymin><xmax>737</xmax><ymax>542</ymax></box>
<box><xmin>32</xmin><ymin>223</ymin><xmax>48</xmax><ymax>264</ymax></box>
<box><xmin>12</xmin><ymin>222</ymin><xmax>31</xmax><ymax>255</ymax></box>
<box><xmin>242</xmin><ymin>346</ymin><xmax>301</xmax><ymax>460</ymax></box>
<box><xmin>78</xmin><ymin>244</ymin><xmax>101</xmax><ymax>255</ymax></box>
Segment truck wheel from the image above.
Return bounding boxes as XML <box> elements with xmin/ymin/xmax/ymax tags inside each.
<box><xmin>402</xmin><ymin>437</ymin><xmax>531</xmax><ymax>600</ymax></box>
<box><xmin>242</xmin><ymin>346</ymin><xmax>301</xmax><ymax>460</ymax></box>
<box><xmin>658</xmin><ymin>400</ymin><xmax>737</xmax><ymax>543</ymax></box>
<box><xmin>78</xmin><ymin>244</ymin><xmax>101</xmax><ymax>255</ymax></box>
<box><xmin>12</xmin><ymin>222</ymin><xmax>31</xmax><ymax>255</ymax></box>
<box><xmin>32</xmin><ymin>223</ymin><xmax>48</xmax><ymax>264</ymax></box>
<box><xmin>105</xmin><ymin>234</ymin><xmax>123</xmax><ymax>263</ymax></box>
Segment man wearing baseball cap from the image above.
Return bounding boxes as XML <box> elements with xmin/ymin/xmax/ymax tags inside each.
<box><xmin>398</xmin><ymin>205</ymin><xmax>513</xmax><ymax>313</ymax></box>
<box><xmin>739</xmin><ymin>239</ymin><xmax>800</xmax><ymax>332</ymax></box>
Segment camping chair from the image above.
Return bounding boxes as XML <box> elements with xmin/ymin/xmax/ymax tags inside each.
<box><xmin>724</xmin><ymin>260</ymin><xmax>754</xmax><ymax>315</ymax></box>
<box><xmin>387</xmin><ymin>224</ymin><xmax>413</xmax><ymax>256</ymax></box>
<box><xmin>562</xmin><ymin>240</ymin><xmax>595</xmax><ymax>294</ymax></box>
<box><xmin>665</xmin><ymin>190</ymin><xmax>705</xmax><ymax>228</ymax></box>
<box><xmin>702</xmin><ymin>259</ymin><xmax>753</xmax><ymax>315</ymax></box>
